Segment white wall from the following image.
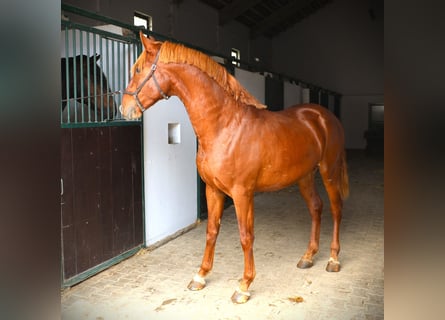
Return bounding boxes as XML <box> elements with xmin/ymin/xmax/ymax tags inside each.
<box><xmin>283</xmin><ymin>82</ymin><xmax>302</xmax><ymax>108</ymax></box>
<box><xmin>234</xmin><ymin>68</ymin><xmax>265</xmax><ymax>104</ymax></box>
<box><xmin>143</xmin><ymin>97</ymin><xmax>197</xmax><ymax>245</ymax></box>
<box><xmin>302</xmin><ymin>88</ymin><xmax>310</xmax><ymax>104</ymax></box>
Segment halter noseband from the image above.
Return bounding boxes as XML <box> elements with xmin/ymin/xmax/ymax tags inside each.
<box><xmin>123</xmin><ymin>49</ymin><xmax>169</xmax><ymax>113</ymax></box>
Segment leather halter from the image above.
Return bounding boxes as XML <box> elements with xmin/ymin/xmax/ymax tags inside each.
<box><xmin>123</xmin><ymin>49</ymin><xmax>169</xmax><ymax>113</ymax></box>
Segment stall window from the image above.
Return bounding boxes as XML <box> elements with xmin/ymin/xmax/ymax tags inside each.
<box><xmin>231</xmin><ymin>48</ymin><xmax>240</xmax><ymax>67</ymax></box>
<box><xmin>134</xmin><ymin>11</ymin><xmax>152</xmax><ymax>31</ymax></box>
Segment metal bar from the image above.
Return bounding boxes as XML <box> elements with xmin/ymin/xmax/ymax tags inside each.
<box><xmin>86</xmin><ymin>31</ymin><xmax>92</xmax><ymax>122</ymax></box>
<box><xmin>105</xmin><ymin>39</ymin><xmax>113</xmax><ymax>121</ymax></box>
<box><xmin>93</xmin><ymin>34</ymin><xmax>98</xmax><ymax>122</ymax></box>
<box><xmin>111</xmin><ymin>39</ymin><xmax>116</xmax><ymax>120</ymax></box>
<box><xmin>64</xmin><ymin>26</ymin><xmax>71</xmax><ymax>124</ymax></box>
<box><xmin>62</xmin><ymin>4</ymin><xmax>142</xmax><ymax>35</ymax></box>
<box><xmin>62</xmin><ymin>20</ymin><xmax>137</xmax><ymax>44</ymax></box>
<box><xmin>79</xmin><ymin>31</ymin><xmax>85</xmax><ymax>123</ymax></box>
<box><xmin>72</xmin><ymin>29</ymin><xmax>78</xmax><ymax>123</ymax></box>
<box><xmin>61</xmin><ymin>120</ymin><xmax>142</xmax><ymax>129</ymax></box>
<box><xmin>60</xmin><ymin>91</ymin><xmax>119</xmax><ymax>101</ymax></box>
<box><xmin>62</xmin><ymin>245</ymin><xmax>143</xmax><ymax>288</ymax></box>
<box><xmin>117</xmin><ymin>41</ymin><xmax>121</xmax><ymax>119</ymax></box>
<box><xmin>99</xmin><ymin>36</ymin><xmax>104</xmax><ymax>122</ymax></box>
<box><xmin>118</xmin><ymin>41</ymin><xmax>125</xmax><ymax>118</ymax></box>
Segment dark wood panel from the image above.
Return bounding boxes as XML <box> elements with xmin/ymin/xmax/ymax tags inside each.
<box><xmin>334</xmin><ymin>95</ymin><xmax>341</xmax><ymax>119</ymax></box>
<box><xmin>61</xmin><ymin>129</ymin><xmax>76</xmax><ymax>278</ymax></box>
<box><xmin>72</xmin><ymin>128</ymin><xmax>101</xmax><ymax>223</ymax></box>
<box><xmin>61</xmin><ymin>225</ymin><xmax>76</xmax><ymax>279</ymax></box>
<box><xmin>98</xmin><ymin>127</ymin><xmax>114</xmax><ymax>261</ymax></box>
<box><xmin>61</xmin><ymin>125</ymin><xmax>143</xmax><ymax>281</ymax></box>
<box><xmin>110</xmin><ymin>126</ymin><xmax>143</xmax><ymax>253</ymax></box>
<box><xmin>310</xmin><ymin>89</ymin><xmax>319</xmax><ymax>104</ymax></box>
<box><xmin>265</xmin><ymin>76</ymin><xmax>284</xmax><ymax>112</ymax></box>
<box><xmin>320</xmin><ymin>92</ymin><xmax>329</xmax><ymax>108</ymax></box>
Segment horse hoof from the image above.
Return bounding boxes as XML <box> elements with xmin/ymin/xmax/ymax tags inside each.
<box><xmin>231</xmin><ymin>289</ymin><xmax>251</xmax><ymax>304</ymax></box>
<box><xmin>187</xmin><ymin>280</ymin><xmax>205</xmax><ymax>291</ymax></box>
<box><xmin>297</xmin><ymin>259</ymin><xmax>313</xmax><ymax>269</ymax></box>
<box><xmin>326</xmin><ymin>259</ymin><xmax>341</xmax><ymax>272</ymax></box>
<box><xmin>187</xmin><ymin>274</ymin><xmax>206</xmax><ymax>291</ymax></box>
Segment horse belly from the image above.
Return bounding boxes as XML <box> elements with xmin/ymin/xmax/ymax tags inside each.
<box><xmin>255</xmin><ymin>151</ymin><xmax>318</xmax><ymax>192</ymax></box>
<box><xmin>255</xmin><ymin>169</ymin><xmax>305</xmax><ymax>192</ymax></box>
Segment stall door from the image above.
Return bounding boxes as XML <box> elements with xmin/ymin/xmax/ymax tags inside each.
<box><xmin>61</xmin><ymin>125</ymin><xmax>143</xmax><ymax>286</ymax></box>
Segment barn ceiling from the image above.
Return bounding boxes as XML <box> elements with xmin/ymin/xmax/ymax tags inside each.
<box><xmin>198</xmin><ymin>0</ymin><xmax>333</xmax><ymax>38</ymax></box>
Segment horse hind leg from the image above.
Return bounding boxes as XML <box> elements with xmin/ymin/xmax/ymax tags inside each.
<box><xmin>297</xmin><ymin>171</ymin><xmax>323</xmax><ymax>269</ymax></box>
<box><xmin>319</xmin><ymin>151</ymin><xmax>349</xmax><ymax>272</ymax></box>
<box><xmin>187</xmin><ymin>185</ymin><xmax>225</xmax><ymax>291</ymax></box>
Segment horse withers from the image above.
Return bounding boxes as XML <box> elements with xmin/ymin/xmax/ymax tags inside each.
<box><xmin>120</xmin><ymin>32</ymin><xmax>349</xmax><ymax>303</ymax></box>
<box><xmin>61</xmin><ymin>54</ymin><xmax>117</xmax><ymax>122</ymax></box>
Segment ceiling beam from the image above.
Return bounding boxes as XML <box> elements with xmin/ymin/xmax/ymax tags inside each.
<box><xmin>219</xmin><ymin>0</ymin><xmax>263</xmax><ymax>25</ymax></box>
<box><xmin>250</xmin><ymin>0</ymin><xmax>319</xmax><ymax>38</ymax></box>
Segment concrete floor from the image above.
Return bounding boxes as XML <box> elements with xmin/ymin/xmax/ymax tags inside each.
<box><xmin>62</xmin><ymin>151</ymin><xmax>383</xmax><ymax>319</ymax></box>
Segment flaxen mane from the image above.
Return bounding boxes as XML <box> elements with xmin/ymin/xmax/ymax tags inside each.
<box><xmin>157</xmin><ymin>42</ymin><xmax>267</xmax><ymax>109</ymax></box>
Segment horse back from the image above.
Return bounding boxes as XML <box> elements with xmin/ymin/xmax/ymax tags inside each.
<box><xmin>281</xmin><ymin>103</ymin><xmax>345</xmax><ymax>149</ymax></box>
<box><xmin>252</xmin><ymin>103</ymin><xmax>344</xmax><ymax>190</ymax></box>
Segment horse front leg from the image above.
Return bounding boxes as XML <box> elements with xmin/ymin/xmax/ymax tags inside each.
<box><xmin>187</xmin><ymin>185</ymin><xmax>225</xmax><ymax>291</ymax></box>
<box><xmin>231</xmin><ymin>191</ymin><xmax>256</xmax><ymax>304</ymax></box>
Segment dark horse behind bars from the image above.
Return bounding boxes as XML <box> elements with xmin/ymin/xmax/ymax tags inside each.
<box><xmin>120</xmin><ymin>32</ymin><xmax>349</xmax><ymax>304</ymax></box>
<box><xmin>61</xmin><ymin>54</ymin><xmax>117</xmax><ymax>121</ymax></box>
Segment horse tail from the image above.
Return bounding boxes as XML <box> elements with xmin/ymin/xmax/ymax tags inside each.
<box><xmin>338</xmin><ymin>150</ymin><xmax>350</xmax><ymax>200</ymax></box>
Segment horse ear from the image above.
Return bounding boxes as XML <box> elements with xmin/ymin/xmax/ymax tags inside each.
<box><xmin>86</xmin><ymin>54</ymin><xmax>100</xmax><ymax>64</ymax></box>
<box><xmin>139</xmin><ymin>31</ymin><xmax>151</xmax><ymax>48</ymax></box>
<box><xmin>139</xmin><ymin>31</ymin><xmax>160</xmax><ymax>55</ymax></box>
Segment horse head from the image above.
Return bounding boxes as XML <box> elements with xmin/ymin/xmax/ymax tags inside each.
<box><xmin>85</xmin><ymin>54</ymin><xmax>117</xmax><ymax>120</ymax></box>
<box><xmin>120</xmin><ymin>32</ymin><xmax>168</xmax><ymax>120</ymax></box>
<box><xmin>61</xmin><ymin>54</ymin><xmax>117</xmax><ymax>121</ymax></box>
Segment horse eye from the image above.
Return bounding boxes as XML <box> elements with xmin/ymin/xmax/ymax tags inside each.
<box><xmin>135</xmin><ymin>67</ymin><xmax>141</xmax><ymax>74</ymax></box>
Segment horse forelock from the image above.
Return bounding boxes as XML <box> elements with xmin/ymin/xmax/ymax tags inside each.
<box><xmin>158</xmin><ymin>42</ymin><xmax>266</xmax><ymax>109</ymax></box>
<box><xmin>131</xmin><ymin>50</ymin><xmax>148</xmax><ymax>76</ymax></box>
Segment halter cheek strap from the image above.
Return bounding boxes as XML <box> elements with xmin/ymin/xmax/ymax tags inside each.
<box><xmin>152</xmin><ymin>72</ymin><xmax>170</xmax><ymax>100</ymax></box>
<box><xmin>123</xmin><ymin>49</ymin><xmax>169</xmax><ymax>113</ymax></box>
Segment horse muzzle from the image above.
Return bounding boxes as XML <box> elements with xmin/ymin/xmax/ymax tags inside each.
<box><xmin>119</xmin><ymin>104</ymin><xmax>142</xmax><ymax>120</ymax></box>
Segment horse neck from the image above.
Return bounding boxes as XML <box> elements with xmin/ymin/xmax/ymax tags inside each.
<box><xmin>164</xmin><ymin>64</ymin><xmax>243</xmax><ymax>143</ymax></box>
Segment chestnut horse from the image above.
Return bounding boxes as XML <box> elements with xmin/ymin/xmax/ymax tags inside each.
<box><xmin>120</xmin><ymin>32</ymin><xmax>349</xmax><ymax>303</ymax></box>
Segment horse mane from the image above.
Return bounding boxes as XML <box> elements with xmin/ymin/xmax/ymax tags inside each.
<box><xmin>157</xmin><ymin>42</ymin><xmax>267</xmax><ymax>109</ymax></box>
